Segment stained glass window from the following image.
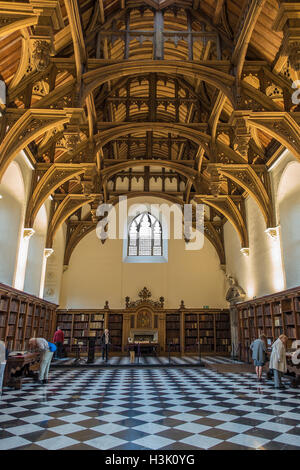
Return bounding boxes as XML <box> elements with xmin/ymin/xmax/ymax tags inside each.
<box><xmin>128</xmin><ymin>212</ymin><xmax>162</xmax><ymax>257</ymax></box>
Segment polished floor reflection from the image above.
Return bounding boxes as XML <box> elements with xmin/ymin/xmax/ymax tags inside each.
<box><xmin>0</xmin><ymin>359</ymin><xmax>299</xmax><ymax>450</ymax></box>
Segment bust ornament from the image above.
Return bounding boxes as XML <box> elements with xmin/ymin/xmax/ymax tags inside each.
<box><xmin>226</xmin><ymin>275</ymin><xmax>245</xmax><ymax>305</ymax></box>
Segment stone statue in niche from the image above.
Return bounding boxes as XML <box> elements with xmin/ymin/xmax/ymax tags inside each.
<box><xmin>226</xmin><ymin>275</ymin><xmax>246</xmax><ymax>305</ymax></box>
<box><xmin>137</xmin><ymin>310</ymin><xmax>151</xmax><ymax>329</ymax></box>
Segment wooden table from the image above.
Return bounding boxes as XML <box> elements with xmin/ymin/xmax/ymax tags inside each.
<box><xmin>3</xmin><ymin>352</ymin><xmax>40</xmax><ymax>389</ymax></box>
<box><xmin>265</xmin><ymin>350</ymin><xmax>300</xmax><ymax>387</ymax></box>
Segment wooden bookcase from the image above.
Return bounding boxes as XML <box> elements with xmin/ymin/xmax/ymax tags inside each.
<box><xmin>166</xmin><ymin>313</ymin><xmax>181</xmax><ymax>352</ymax></box>
<box><xmin>237</xmin><ymin>285</ymin><xmax>300</xmax><ymax>361</ymax></box>
<box><xmin>55</xmin><ymin>306</ymin><xmax>231</xmax><ymax>356</ymax></box>
<box><xmin>184</xmin><ymin>310</ymin><xmax>230</xmax><ymax>354</ymax></box>
<box><xmin>108</xmin><ymin>313</ymin><xmax>123</xmax><ymax>352</ymax></box>
<box><xmin>0</xmin><ymin>282</ymin><xmax>57</xmax><ymax>351</ymax></box>
<box><xmin>56</xmin><ymin>309</ymin><xmax>105</xmax><ymax>354</ymax></box>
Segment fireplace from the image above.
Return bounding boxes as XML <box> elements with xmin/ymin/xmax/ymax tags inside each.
<box><xmin>130</xmin><ymin>329</ymin><xmax>158</xmax><ymax>343</ymax></box>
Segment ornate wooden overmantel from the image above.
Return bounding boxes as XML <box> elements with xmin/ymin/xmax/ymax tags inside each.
<box><xmin>125</xmin><ymin>287</ymin><xmax>164</xmax><ymax>309</ymax></box>
<box><xmin>0</xmin><ymin>0</ymin><xmax>298</xmax><ymax>265</ymax></box>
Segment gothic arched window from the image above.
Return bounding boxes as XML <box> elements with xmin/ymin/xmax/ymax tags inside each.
<box><xmin>128</xmin><ymin>212</ymin><xmax>162</xmax><ymax>257</ymax></box>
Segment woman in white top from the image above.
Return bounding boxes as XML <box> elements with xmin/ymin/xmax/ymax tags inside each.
<box><xmin>269</xmin><ymin>334</ymin><xmax>288</xmax><ymax>389</ymax></box>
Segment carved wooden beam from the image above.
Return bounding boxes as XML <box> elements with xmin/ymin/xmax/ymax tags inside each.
<box><xmin>213</xmin><ymin>0</ymin><xmax>225</xmax><ymax>25</ymax></box>
<box><xmin>247</xmin><ymin>111</ymin><xmax>300</xmax><ymax>160</ymax></box>
<box><xmin>273</xmin><ymin>2</ymin><xmax>300</xmax><ymax>74</ymax></box>
<box><xmin>64</xmin><ymin>0</ymin><xmax>87</xmax><ymax>82</ymax></box>
<box><xmin>217</xmin><ymin>164</ymin><xmax>275</xmax><ymax>228</ymax></box>
<box><xmin>101</xmin><ymin>159</ymin><xmax>198</xmax><ymax>182</ymax></box>
<box><xmin>232</xmin><ymin>0</ymin><xmax>266</xmax><ymax>80</ymax></box>
<box><xmin>204</xmin><ymin>220</ymin><xmax>226</xmax><ymax>265</ymax></box>
<box><xmin>0</xmin><ymin>1</ymin><xmax>63</xmax><ymax>38</ymax></box>
<box><xmin>194</xmin><ymin>195</ymin><xmax>249</xmax><ymax>248</ymax></box>
<box><xmin>25</xmin><ymin>163</ymin><xmax>89</xmax><ymax>228</ymax></box>
<box><xmin>82</xmin><ymin>60</ymin><xmax>235</xmax><ymax>105</ymax></box>
<box><xmin>46</xmin><ymin>194</ymin><xmax>94</xmax><ymax>248</ymax></box>
<box><xmin>0</xmin><ymin>109</ymin><xmax>74</xmax><ymax>181</ymax></box>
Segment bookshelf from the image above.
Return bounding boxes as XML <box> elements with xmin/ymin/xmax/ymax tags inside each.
<box><xmin>237</xmin><ymin>285</ymin><xmax>300</xmax><ymax>361</ymax></box>
<box><xmin>108</xmin><ymin>313</ymin><xmax>123</xmax><ymax>352</ymax></box>
<box><xmin>55</xmin><ymin>306</ymin><xmax>231</xmax><ymax>356</ymax></box>
<box><xmin>56</xmin><ymin>310</ymin><xmax>105</xmax><ymax>354</ymax></box>
<box><xmin>0</xmin><ymin>282</ymin><xmax>57</xmax><ymax>351</ymax></box>
<box><xmin>184</xmin><ymin>310</ymin><xmax>231</xmax><ymax>354</ymax></box>
<box><xmin>166</xmin><ymin>313</ymin><xmax>180</xmax><ymax>352</ymax></box>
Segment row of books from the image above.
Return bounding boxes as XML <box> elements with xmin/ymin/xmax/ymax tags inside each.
<box><xmin>166</xmin><ymin>322</ymin><xmax>180</xmax><ymax>329</ymax></box>
<box><xmin>286</xmin><ymin>327</ymin><xmax>296</xmax><ymax>338</ymax></box>
<box><xmin>198</xmin><ymin>338</ymin><xmax>214</xmax><ymax>344</ymax></box>
<box><xmin>215</xmin><ymin>322</ymin><xmax>230</xmax><ymax>329</ymax></box>
<box><xmin>89</xmin><ymin>322</ymin><xmax>104</xmax><ymax>329</ymax></box>
<box><xmin>185</xmin><ymin>322</ymin><xmax>198</xmax><ymax>329</ymax></box>
<box><xmin>216</xmin><ymin>339</ymin><xmax>230</xmax><ymax>345</ymax></box>
<box><xmin>216</xmin><ymin>331</ymin><xmax>231</xmax><ymax>338</ymax></box>
<box><xmin>57</xmin><ymin>315</ymin><xmax>73</xmax><ymax>322</ymax></box>
<box><xmin>166</xmin><ymin>315</ymin><xmax>180</xmax><ymax>321</ymax></box>
<box><xmin>74</xmin><ymin>314</ymin><xmax>90</xmax><ymax>321</ymax></box>
<box><xmin>199</xmin><ymin>322</ymin><xmax>214</xmax><ymax>328</ymax></box>
<box><xmin>92</xmin><ymin>315</ymin><xmax>105</xmax><ymax>321</ymax></box>
<box><xmin>74</xmin><ymin>322</ymin><xmax>89</xmax><ymax>329</ymax></box>
<box><xmin>109</xmin><ymin>316</ymin><xmax>123</xmax><ymax>323</ymax></box>
<box><xmin>56</xmin><ymin>322</ymin><xmax>72</xmax><ymax>329</ymax></box>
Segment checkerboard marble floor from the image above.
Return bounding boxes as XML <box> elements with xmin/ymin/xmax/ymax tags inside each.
<box><xmin>1</xmin><ymin>362</ymin><xmax>300</xmax><ymax>450</ymax></box>
<box><xmin>52</xmin><ymin>355</ymin><xmax>243</xmax><ymax>367</ymax></box>
<box><xmin>52</xmin><ymin>354</ymin><xmax>244</xmax><ymax>367</ymax></box>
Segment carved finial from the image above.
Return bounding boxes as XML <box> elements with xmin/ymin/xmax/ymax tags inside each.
<box><xmin>138</xmin><ymin>287</ymin><xmax>152</xmax><ymax>300</ymax></box>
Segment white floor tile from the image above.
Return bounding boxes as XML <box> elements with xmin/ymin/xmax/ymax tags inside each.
<box><xmin>0</xmin><ymin>436</ymin><xmax>30</xmax><ymax>450</ymax></box>
<box><xmin>179</xmin><ymin>434</ymin><xmax>222</xmax><ymax>449</ymax></box>
<box><xmin>132</xmin><ymin>435</ymin><xmax>173</xmax><ymax>449</ymax></box>
<box><xmin>37</xmin><ymin>436</ymin><xmax>79</xmax><ymax>450</ymax></box>
<box><xmin>86</xmin><ymin>435</ymin><xmax>127</xmax><ymax>450</ymax></box>
<box><xmin>227</xmin><ymin>434</ymin><xmax>270</xmax><ymax>449</ymax></box>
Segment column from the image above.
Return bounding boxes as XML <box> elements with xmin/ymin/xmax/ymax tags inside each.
<box><xmin>39</xmin><ymin>248</ymin><xmax>54</xmax><ymax>298</ymax></box>
<box><xmin>13</xmin><ymin>228</ymin><xmax>35</xmax><ymax>291</ymax></box>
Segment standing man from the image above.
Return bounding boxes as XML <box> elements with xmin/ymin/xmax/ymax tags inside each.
<box><xmin>29</xmin><ymin>338</ymin><xmax>56</xmax><ymax>384</ymax></box>
<box><xmin>100</xmin><ymin>329</ymin><xmax>110</xmax><ymax>362</ymax></box>
<box><xmin>53</xmin><ymin>327</ymin><xmax>64</xmax><ymax>359</ymax></box>
<box><xmin>269</xmin><ymin>334</ymin><xmax>288</xmax><ymax>389</ymax></box>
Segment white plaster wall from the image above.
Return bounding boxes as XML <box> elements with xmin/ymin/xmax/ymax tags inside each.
<box><xmin>60</xmin><ymin>197</ymin><xmax>227</xmax><ymax>309</ymax></box>
<box><xmin>224</xmin><ymin>196</ymin><xmax>285</xmax><ymax>300</ymax></box>
<box><xmin>277</xmin><ymin>160</ymin><xmax>300</xmax><ymax>289</ymax></box>
<box><xmin>224</xmin><ymin>149</ymin><xmax>300</xmax><ymax>300</ymax></box>
<box><xmin>24</xmin><ymin>205</ymin><xmax>48</xmax><ymax>296</ymax></box>
<box><xmin>0</xmin><ymin>161</ymin><xmax>26</xmax><ymax>285</ymax></box>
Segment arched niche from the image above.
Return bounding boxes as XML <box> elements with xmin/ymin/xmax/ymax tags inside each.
<box><xmin>0</xmin><ymin>161</ymin><xmax>25</xmax><ymax>285</ymax></box>
<box><xmin>24</xmin><ymin>204</ymin><xmax>48</xmax><ymax>296</ymax></box>
<box><xmin>277</xmin><ymin>161</ymin><xmax>300</xmax><ymax>288</ymax></box>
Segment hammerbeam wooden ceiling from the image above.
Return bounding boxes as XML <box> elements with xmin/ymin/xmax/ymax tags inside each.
<box><xmin>0</xmin><ymin>0</ymin><xmax>299</xmax><ymax>267</ymax></box>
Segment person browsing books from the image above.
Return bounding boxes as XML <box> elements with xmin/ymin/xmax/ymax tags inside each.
<box><xmin>29</xmin><ymin>337</ymin><xmax>56</xmax><ymax>384</ymax></box>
